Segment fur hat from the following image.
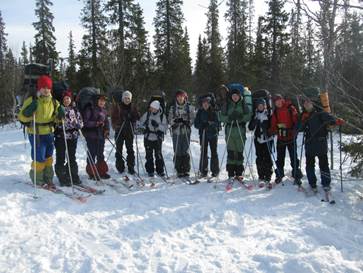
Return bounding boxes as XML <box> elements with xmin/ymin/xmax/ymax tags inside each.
<box><xmin>150</xmin><ymin>100</ymin><xmax>160</xmax><ymax>110</ymax></box>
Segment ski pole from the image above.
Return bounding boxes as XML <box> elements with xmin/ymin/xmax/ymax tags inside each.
<box><xmin>199</xmin><ymin>128</ymin><xmax>206</xmax><ymax>177</ymax></box>
<box><xmin>173</xmin><ymin>125</ymin><xmax>181</xmax><ymax>177</ymax></box>
<box><xmin>236</xmin><ymin>121</ymin><xmax>255</xmax><ymax>181</ymax></box>
<box><xmin>32</xmin><ymin>113</ymin><xmax>38</xmax><ymax>199</ymax></box>
<box><xmin>216</xmin><ymin>120</ymin><xmax>234</xmax><ymax>184</ymax></box>
<box><xmin>183</xmin><ymin>125</ymin><xmax>198</xmax><ymax>179</ymax></box>
<box><xmin>130</xmin><ymin>124</ymin><xmax>147</xmax><ymax>176</ymax></box>
<box><xmin>340</xmin><ymin>125</ymin><xmax>343</xmax><ymax>192</ymax></box>
<box><xmin>62</xmin><ymin>119</ymin><xmax>75</xmax><ymax>195</ymax></box>
<box><xmin>299</xmin><ymin>133</ymin><xmax>305</xmax><ymax>170</ymax></box>
<box><xmin>106</xmin><ymin>120</ymin><xmax>126</xmax><ymax>162</ymax></box>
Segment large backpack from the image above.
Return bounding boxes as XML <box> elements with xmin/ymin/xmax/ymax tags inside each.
<box><xmin>76</xmin><ymin>87</ymin><xmax>100</xmax><ymax>114</ymax></box>
<box><xmin>53</xmin><ymin>81</ymin><xmax>70</xmax><ymax>102</ymax></box>
<box><xmin>226</xmin><ymin>83</ymin><xmax>253</xmax><ymax>114</ymax></box>
<box><xmin>252</xmin><ymin>89</ymin><xmax>273</xmax><ymax>115</ymax></box>
<box><xmin>110</xmin><ymin>88</ymin><xmax>124</xmax><ymax>105</ymax></box>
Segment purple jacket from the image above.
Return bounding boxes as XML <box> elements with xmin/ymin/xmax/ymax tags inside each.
<box><xmin>55</xmin><ymin>106</ymin><xmax>83</xmax><ymax>140</ymax></box>
<box><xmin>82</xmin><ymin>106</ymin><xmax>110</xmax><ymax>139</ymax></box>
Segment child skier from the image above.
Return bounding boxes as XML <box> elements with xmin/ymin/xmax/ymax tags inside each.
<box><xmin>248</xmin><ymin>98</ymin><xmax>274</xmax><ymax>187</ymax></box>
<box><xmin>82</xmin><ymin>93</ymin><xmax>111</xmax><ymax>180</ymax></box>
<box><xmin>270</xmin><ymin>94</ymin><xmax>303</xmax><ymax>185</ymax></box>
<box><xmin>300</xmin><ymin>91</ymin><xmax>344</xmax><ymax>193</ymax></box>
<box><xmin>221</xmin><ymin>88</ymin><xmax>252</xmax><ymax>178</ymax></box>
<box><xmin>168</xmin><ymin>90</ymin><xmax>195</xmax><ymax>178</ymax></box>
<box><xmin>111</xmin><ymin>90</ymin><xmax>140</xmax><ymax>175</ymax></box>
<box><xmin>54</xmin><ymin>90</ymin><xmax>83</xmax><ymax>186</ymax></box>
<box><xmin>194</xmin><ymin>96</ymin><xmax>220</xmax><ymax>179</ymax></box>
<box><xmin>138</xmin><ymin>100</ymin><xmax>168</xmax><ymax>177</ymax></box>
<box><xmin>18</xmin><ymin>75</ymin><xmax>64</xmax><ymax>187</ymax></box>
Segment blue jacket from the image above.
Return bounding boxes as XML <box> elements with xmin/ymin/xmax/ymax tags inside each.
<box><xmin>194</xmin><ymin>108</ymin><xmax>220</xmax><ymax>140</ymax></box>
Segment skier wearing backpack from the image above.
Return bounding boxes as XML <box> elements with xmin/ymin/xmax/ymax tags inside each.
<box><xmin>111</xmin><ymin>91</ymin><xmax>140</xmax><ymax>175</ymax></box>
<box><xmin>138</xmin><ymin>100</ymin><xmax>168</xmax><ymax>177</ymax></box>
<box><xmin>82</xmin><ymin>93</ymin><xmax>111</xmax><ymax>180</ymax></box>
<box><xmin>300</xmin><ymin>89</ymin><xmax>344</xmax><ymax>193</ymax></box>
<box><xmin>270</xmin><ymin>94</ymin><xmax>303</xmax><ymax>185</ymax></box>
<box><xmin>194</xmin><ymin>95</ymin><xmax>220</xmax><ymax>178</ymax></box>
<box><xmin>248</xmin><ymin>98</ymin><xmax>274</xmax><ymax>187</ymax></box>
<box><xmin>221</xmin><ymin>86</ymin><xmax>252</xmax><ymax>179</ymax></box>
<box><xmin>168</xmin><ymin>90</ymin><xmax>195</xmax><ymax>178</ymax></box>
<box><xmin>18</xmin><ymin>75</ymin><xmax>65</xmax><ymax>187</ymax></box>
<box><xmin>54</xmin><ymin>90</ymin><xmax>83</xmax><ymax>186</ymax></box>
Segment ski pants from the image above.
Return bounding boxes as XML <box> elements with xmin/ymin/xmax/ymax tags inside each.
<box><xmin>305</xmin><ymin>152</ymin><xmax>331</xmax><ymax>189</ymax></box>
<box><xmin>255</xmin><ymin>139</ymin><xmax>273</xmax><ymax>181</ymax></box>
<box><xmin>144</xmin><ymin>139</ymin><xmax>164</xmax><ymax>175</ymax></box>
<box><xmin>276</xmin><ymin>140</ymin><xmax>303</xmax><ymax>179</ymax></box>
<box><xmin>199</xmin><ymin>136</ymin><xmax>219</xmax><ymax>176</ymax></box>
<box><xmin>115</xmin><ymin>129</ymin><xmax>135</xmax><ymax>173</ymax></box>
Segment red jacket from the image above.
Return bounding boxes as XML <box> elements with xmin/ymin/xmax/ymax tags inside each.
<box><xmin>270</xmin><ymin>102</ymin><xmax>298</xmax><ymax>141</ymax></box>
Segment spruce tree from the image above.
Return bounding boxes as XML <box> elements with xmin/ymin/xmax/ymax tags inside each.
<box><xmin>20</xmin><ymin>42</ymin><xmax>29</xmax><ymax>65</ymax></box>
<box><xmin>66</xmin><ymin>31</ymin><xmax>77</xmax><ymax>88</ymax></box>
<box><xmin>205</xmin><ymin>0</ymin><xmax>224</xmax><ymax>92</ymax></box>
<box><xmin>193</xmin><ymin>35</ymin><xmax>210</xmax><ymax>97</ymax></box>
<box><xmin>81</xmin><ymin>0</ymin><xmax>108</xmax><ymax>85</ymax></box>
<box><xmin>32</xmin><ymin>0</ymin><xmax>58</xmax><ymax>65</ymax></box>
<box><xmin>0</xmin><ymin>10</ymin><xmax>7</xmax><ymax>70</ymax></box>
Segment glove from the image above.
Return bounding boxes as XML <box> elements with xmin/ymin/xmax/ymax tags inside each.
<box><xmin>22</xmin><ymin>99</ymin><xmax>38</xmax><ymax>117</ymax></box>
<box><xmin>336</xmin><ymin>118</ymin><xmax>345</xmax><ymax>126</ymax></box>
<box><xmin>57</xmin><ymin>106</ymin><xmax>65</xmax><ymax>119</ymax></box>
<box><xmin>104</xmin><ymin>130</ymin><xmax>110</xmax><ymax>138</ymax></box>
<box><xmin>156</xmin><ymin>131</ymin><xmax>164</xmax><ymax>138</ymax></box>
<box><xmin>182</xmin><ymin>119</ymin><xmax>190</xmax><ymax>126</ymax></box>
<box><xmin>174</xmin><ymin>118</ymin><xmax>184</xmax><ymax>124</ymax></box>
<box><xmin>96</xmin><ymin>121</ymin><xmax>104</xmax><ymax>127</ymax></box>
<box><xmin>151</xmin><ymin>120</ymin><xmax>159</xmax><ymax>127</ymax></box>
<box><xmin>229</xmin><ymin>111</ymin><xmax>240</xmax><ymax>120</ymax></box>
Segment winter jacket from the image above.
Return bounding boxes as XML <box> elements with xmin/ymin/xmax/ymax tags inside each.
<box><xmin>18</xmin><ymin>95</ymin><xmax>61</xmax><ymax>135</ymax></box>
<box><xmin>82</xmin><ymin>106</ymin><xmax>110</xmax><ymax>140</ymax></box>
<box><xmin>111</xmin><ymin>102</ymin><xmax>140</xmax><ymax>132</ymax></box>
<box><xmin>300</xmin><ymin>108</ymin><xmax>337</xmax><ymax>156</ymax></box>
<box><xmin>248</xmin><ymin>110</ymin><xmax>273</xmax><ymax>144</ymax></box>
<box><xmin>138</xmin><ymin>110</ymin><xmax>167</xmax><ymax>142</ymax></box>
<box><xmin>168</xmin><ymin>102</ymin><xmax>196</xmax><ymax>135</ymax></box>
<box><xmin>54</xmin><ymin>106</ymin><xmax>83</xmax><ymax>140</ymax></box>
<box><xmin>194</xmin><ymin>107</ymin><xmax>220</xmax><ymax>140</ymax></box>
<box><xmin>270</xmin><ymin>102</ymin><xmax>299</xmax><ymax>141</ymax></box>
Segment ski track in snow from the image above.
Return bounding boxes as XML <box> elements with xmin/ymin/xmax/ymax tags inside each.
<box><xmin>0</xmin><ymin>124</ymin><xmax>363</xmax><ymax>273</ymax></box>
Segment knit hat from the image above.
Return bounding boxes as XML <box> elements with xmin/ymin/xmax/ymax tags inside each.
<box><xmin>176</xmin><ymin>90</ymin><xmax>188</xmax><ymax>99</ymax></box>
<box><xmin>37</xmin><ymin>75</ymin><xmax>53</xmax><ymax>90</ymax></box>
<box><xmin>150</xmin><ymin>100</ymin><xmax>160</xmax><ymax>110</ymax></box>
<box><xmin>255</xmin><ymin>98</ymin><xmax>266</xmax><ymax>106</ymax></box>
<box><xmin>273</xmin><ymin>94</ymin><xmax>284</xmax><ymax>102</ymax></box>
<box><xmin>122</xmin><ymin>90</ymin><xmax>132</xmax><ymax>101</ymax></box>
<box><xmin>230</xmin><ymin>89</ymin><xmax>241</xmax><ymax>96</ymax></box>
<box><xmin>62</xmin><ymin>90</ymin><xmax>72</xmax><ymax>100</ymax></box>
<box><xmin>201</xmin><ymin>96</ymin><xmax>211</xmax><ymax>104</ymax></box>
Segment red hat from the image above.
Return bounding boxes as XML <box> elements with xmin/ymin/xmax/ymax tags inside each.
<box><xmin>176</xmin><ymin>90</ymin><xmax>188</xmax><ymax>99</ymax></box>
<box><xmin>37</xmin><ymin>75</ymin><xmax>53</xmax><ymax>90</ymax></box>
<box><xmin>62</xmin><ymin>90</ymin><xmax>73</xmax><ymax>100</ymax></box>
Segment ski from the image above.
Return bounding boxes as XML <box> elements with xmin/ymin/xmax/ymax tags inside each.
<box><xmin>24</xmin><ymin>182</ymin><xmax>89</xmax><ymax>203</ymax></box>
<box><xmin>225</xmin><ymin>179</ymin><xmax>234</xmax><ymax>192</ymax></box>
<box><xmin>181</xmin><ymin>177</ymin><xmax>199</xmax><ymax>185</ymax></box>
<box><xmin>234</xmin><ymin>176</ymin><xmax>254</xmax><ymax>190</ymax></box>
<box><xmin>73</xmin><ymin>184</ymin><xmax>105</xmax><ymax>195</ymax></box>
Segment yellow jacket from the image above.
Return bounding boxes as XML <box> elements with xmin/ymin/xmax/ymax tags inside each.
<box><xmin>18</xmin><ymin>95</ymin><xmax>60</xmax><ymax>135</ymax></box>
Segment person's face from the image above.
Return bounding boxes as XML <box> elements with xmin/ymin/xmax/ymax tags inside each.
<box><xmin>98</xmin><ymin>98</ymin><xmax>106</xmax><ymax>108</ymax></box>
<box><xmin>232</xmin><ymin>93</ymin><xmax>240</xmax><ymax>102</ymax></box>
<box><xmin>176</xmin><ymin>95</ymin><xmax>185</xmax><ymax>105</ymax></box>
<box><xmin>257</xmin><ymin>104</ymin><xmax>265</xmax><ymax>112</ymax></box>
<box><xmin>63</xmin><ymin>96</ymin><xmax>71</xmax><ymax>107</ymax></box>
<box><xmin>123</xmin><ymin>97</ymin><xmax>131</xmax><ymax>105</ymax></box>
<box><xmin>275</xmin><ymin>99</ymin><xmax>284</xmax><ymax>108</ymax></box>
<box><xmin>202</xmin><ymin>101</ymin><xmax>210</xmax><ymax>110</ymax></box>
<box><xmin>150</xmin><ymin>107</ymin><xmax>158</xmax><ymax>113</ymax></box>
<box><xmin>303</xmin><ymin>100</ymin><xmax>314</xmax><ymax>112</ymax></box>
<box><xmin>39</xmin><ymin>87</ymin><xmax>51</xmax><ymax>97</ymax></box>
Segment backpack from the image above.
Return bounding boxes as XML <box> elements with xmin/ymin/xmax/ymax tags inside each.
<box><xmin>226</xmin><ymin>83</ymin><xmax>253</xmax><ymax>114</ymax></box>
<box><xmin>252</xmin><ymin>89</ymin><xmax>273</xmax><ymax>115</ymax></box>
<box><xmin>53</xmin><ymin>81</ymin><xmax>70</xmax><ymax>102</ymax></box>
<box><xmin>110</xmin><ymin>88</ymin><xmax>124</xmax><ymax>105</ymax></box>
<box><xmin>76</xmin><ymin>87</ymin><xmax>100</xmax><ymax>114</ymax></box>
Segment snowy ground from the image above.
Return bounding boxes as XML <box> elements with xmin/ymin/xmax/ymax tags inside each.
<box><xmin>0</xmin><ymin>123</ymin><xmax>363</xmax><ymax>273</ymax></box>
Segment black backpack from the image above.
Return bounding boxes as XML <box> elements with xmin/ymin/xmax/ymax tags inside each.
<box><xmin>110</xmin><ymin>88</ymin><xmax>124</xmax><ymax>105</ymax></box>
<box><xmin>53</xmin><ymin>81</ymin><xmax>70</xmax><ymax>102</ymax></box>
<box><xmin>252</xmin><ymin>89</ymin><xmax>273</xmax><ymax>115</ymax></box>
<box><xmin>76</xmin><ymin>87</ymin><xmax>100</xmax><ymax>114</ymax></box>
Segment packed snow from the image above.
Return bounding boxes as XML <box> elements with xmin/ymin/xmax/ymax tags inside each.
<box><xmin>0</xmin><ymin>123</ymin><xmax>362</xmax><ymax>273</ymax></box>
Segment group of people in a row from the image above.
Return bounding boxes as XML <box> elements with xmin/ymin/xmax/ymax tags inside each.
<box><xmin>18</xmin><ymin>75</ymin><xmax>344</xmax><ymax>193</ymax></box>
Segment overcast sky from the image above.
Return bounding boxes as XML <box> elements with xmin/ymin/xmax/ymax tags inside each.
<box><xmin>2</xmin><ymin>0</ymin><xmax>275</xmax><ymax>62</ymax></box>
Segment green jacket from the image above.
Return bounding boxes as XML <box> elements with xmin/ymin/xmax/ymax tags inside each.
<box><xmin>18</xmin><ymin>95</ymin><xmax>61</xmax><ymax>135</ymax></box>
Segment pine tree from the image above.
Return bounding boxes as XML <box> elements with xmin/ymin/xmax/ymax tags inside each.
<box><xmin>205</xmin><ymin>0</ymin><xmax>224</xmax><ymax>92</ymax></box>
<box><xmin>262</xmin><ymin>0</ymin><xmax>289</xmax><ymax>91</ymax></box>
<box><xmin>20</xmin><ymin>42</ymin><xmax>29</xmax><ymax>65</ymax></box>
<box><xmin>0</xmin><ymin>10</ymin><xmax>7</xmax><ymax>69</ymax></box>
<box><xmin>81</xmin><ymin>0</ymin><xmax>108</xmax><ymax>86</ymax></box>
<box><xmin>225</xmin><ymin>0</ymin><xmax>249</xmax><ymax>82</ymax></box>
<box><xmin>153</xmin><ymin>0</ymin><xmax>191</xmax><ymax>94</ymax></box>
<box><xmin>66</xmin><ymin>31</ymin><xmax>77</xmax><ymax>88</ymax></box>
<box><xmin>32</xmin><ymin>0</ymin><xmax>58</xmax><ymax>65</ymax></box>
<box><xmin>193</xmin><ymin>35</ymin><xmax>210</xmax><ymax>97</ymax></box>
<box><xmin>302</xmin><ymin>18</ymin><xmax>319</xmax><ymax>87</ymax></box>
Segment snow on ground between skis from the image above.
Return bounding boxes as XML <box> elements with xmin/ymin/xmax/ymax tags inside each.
<box><xmin>0</xmin><ymin>124</ymin><xmax>362</xmax><ymax>273</ymax></box>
